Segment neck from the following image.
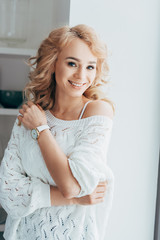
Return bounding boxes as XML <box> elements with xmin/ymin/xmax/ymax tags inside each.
<box><xmin>52</xmin><ymin>90</ymin><xmax>86</xmax><ymax>116</ymax></box>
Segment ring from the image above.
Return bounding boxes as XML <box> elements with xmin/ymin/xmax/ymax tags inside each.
<box><xmin>18</xmin><ymin>113</ymin><xmax>23</xmax><ymax>117</ymax></box>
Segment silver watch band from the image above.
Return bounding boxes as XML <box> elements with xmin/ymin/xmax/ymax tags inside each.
<box><xmin>36</xmin><ymin>125</ymin><xmax>50</xmax><ymax>133</ymax></box>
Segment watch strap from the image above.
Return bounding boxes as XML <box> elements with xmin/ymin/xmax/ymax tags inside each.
<box><xmin>36</xmin><ymin>125</ymin><xmax>50</xmax><ymax>133</ymax></box>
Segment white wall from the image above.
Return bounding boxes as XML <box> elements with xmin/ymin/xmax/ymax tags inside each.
<box><xmin>52</xmin><ymin>0</ymin><xmax>70</xmax><ymax>28</ymax></box>
<box><xmin>70</xmin><ymin>1</ymin><xmax>160</xmax><ymax>240</ymax></box>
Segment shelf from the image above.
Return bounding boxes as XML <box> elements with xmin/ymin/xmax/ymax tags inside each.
<box><xmin>0</xmin><ymin>47</ymin><xmax>36</xmax><ymax>56</ymax></box>
<box><xmin>0</xmin><ymin>109</ymin><xmax>19</xmax><ymax>116</ymax></box>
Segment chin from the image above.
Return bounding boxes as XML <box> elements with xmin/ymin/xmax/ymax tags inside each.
<box><xmin>69</xmin><ymin>91</ymin><xmax>85</xmax><ymax>98</ymax></box>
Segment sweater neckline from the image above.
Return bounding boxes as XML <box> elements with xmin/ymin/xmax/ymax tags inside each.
<box><xmin>46</xmin><ymin>110</ymin><xmax>113</xmax><ymax>127</ymax></box>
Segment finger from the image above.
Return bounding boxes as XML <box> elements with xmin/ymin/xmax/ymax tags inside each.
<box><xmin>19</xmin><ymin>109</ymin><xmax>25</xmax><ymax>115</ymax></box>
<box><xmin>96</xmin><ymin>186</ymin><xmax>106</xmax><ymax>193</ymax></box>
<box><xmin>97</xmin><ymin>184</ymin><xmax>107</xmax><ymax>189</ymax></box>
<box><xmin>90</xmin><ymin>191</ymin><xmax>105</xmax><ymax>199</ymax></box>
<box><xmin>17</xmin><ymin>121</ymin><xmax>21</xmax><ymax>126</ymax></box>
<box><xmin>17</xmin><ymin>115</ymin><xmax>23</xmax><ymax>120</ymax></box>
<box><xmin>17</xmin><ymin>116</ymin><xmax>23</xmax><ymax>126</ymax></box>
<box><xmin>90</xmin><ymin>197</ymin><xmax>104</xmax><ymax>205</ymax></box>
<box><xmin>22</xmin><ymin>103</ymin><xmax>29</xmax><ymax>112</ymax></box>
<box><xmin>27</xmin><ymin>101</ymin><xmax>34</xmax><ymax>107</ymax></box>
<box><xmin>18</xmin><ymin>111</ymin><xmax>23</xmax><ymax>117</ymax></box>
<box><xmin>98</xmin><ymin>181</ymin><xmax>108</xmax><ymax>186</ymax></box>
<box><xmin>19</xmin><ymin>109</ymin><xmax>23</xmax><ymax>115</ymax></box>
<box><xmin>97</xmin><ymin>184</ymin><xmax>107</xmax><ymax>190</ymax></box>
<box><xmin>92</xmin><ymin>186</ymin><xmax>106</xmax><ymax>195</ymax></box>
<box><xmin>95</xmin><ymin>192</ymin><xmax>105</xmax><ymax>198</ymax></box>
<box><xmin>92</xmin><ymin>182</ymin><xmax>107</xmax><ymax>195</ymax></box>
<box><xmin>96</xmin><ymin>184</ymin><xmax>107</xmax><ymax>191</ymax></box>
<box><xmin>36</xmin><ymin>104</ymin><xmax>43</xmax><ymax>111</ymax></box>
<box><xmin>95</xmin><ymin>197</ymin><xmax>105</xmax><ymax>202</ymax></box>
<box><xmin>95</xmin><ymin>185</ymin><xmax>105</xmax><ymax>192</ymax></box>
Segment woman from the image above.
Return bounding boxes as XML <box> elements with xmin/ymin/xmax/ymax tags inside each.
<box><xmin>0</xmin><ymin>24</ymin><xmax>114</xmax><ymax>240</ymax></box>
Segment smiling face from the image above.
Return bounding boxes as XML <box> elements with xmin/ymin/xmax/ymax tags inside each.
<box><xmin>54</xmin><ymin>38</ymin><xmax>97</xmax><ymax>98</ymax></box>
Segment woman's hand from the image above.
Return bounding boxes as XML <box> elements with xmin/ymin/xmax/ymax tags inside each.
<box><xmin>18</xmin><ymin>101</ymin><xmax>47</xmax><ymax>129</ymax></box>
<box><xmin>74</xmin><ymin>181</ymin><xmax>107</xmax><ymax>205</ymax></box>
<box><xmin>50</xmin><ymin>181</ymin><xmax>107</xmax><ymax>206</ymax></box>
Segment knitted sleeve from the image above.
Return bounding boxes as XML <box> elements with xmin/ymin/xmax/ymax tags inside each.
<box><xmin>0</xmin><ymin>119</ymin><xmax>51</xmax><ymax>220</ymax></box>
<box><xmin>67</xmin><ymin>117</ymin><xmax>114</xmax><ymax>198</ymax></box>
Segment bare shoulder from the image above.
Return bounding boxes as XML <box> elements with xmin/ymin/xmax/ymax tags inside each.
<box><xmin>83</xmin><ymin>100</ymin><xmax>114</xmax><ymax>120</ymax></box>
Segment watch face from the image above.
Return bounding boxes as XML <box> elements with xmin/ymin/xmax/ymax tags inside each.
<box><xmin>31</xmin><ymin>129</ymin><xmax>38</xmax><ymax>140</ymax></box>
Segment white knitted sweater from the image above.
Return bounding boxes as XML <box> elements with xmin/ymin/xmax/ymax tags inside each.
<box><xmin>0</xmin><ymin>110</ymin><xmax>114</xmax><ymax>240</ymax></box>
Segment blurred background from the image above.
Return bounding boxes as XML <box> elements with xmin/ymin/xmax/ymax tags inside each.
<box><xmin>0</xmin><ymin>0</ymin><xmax>159</xmax><ymax>240</ymax></box>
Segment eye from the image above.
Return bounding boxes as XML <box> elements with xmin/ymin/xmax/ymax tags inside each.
<box><xmin>87</xmin><ymin>65</ymin><xmax>95</xmax><ymax>70</ymax></box>
<box><xmin>68</xmin><ymin>62</ymin><xmax>76</xmax><ymax>67</ymax></box>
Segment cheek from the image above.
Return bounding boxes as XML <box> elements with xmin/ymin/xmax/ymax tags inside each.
<box><xmin>55</xmin><ymin>66</ymin><xmax>68</xmax><ymax>83</ymax></box>
<box><xmin>89</xmin><ymin>71</ymin><xmax>96</xmax><ymax>82</ymax></box>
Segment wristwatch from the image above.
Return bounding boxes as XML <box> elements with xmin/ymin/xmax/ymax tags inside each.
<box><xmin>31</xmin><ymin>125</ymin><xmax>50</xmax><ymax>140</ymax></box>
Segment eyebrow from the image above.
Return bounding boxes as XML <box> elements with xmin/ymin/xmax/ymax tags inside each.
<box><xmin>65</xmin><ymin>57</ymin><xmax>97</xmax><ymax>64</ymax></box>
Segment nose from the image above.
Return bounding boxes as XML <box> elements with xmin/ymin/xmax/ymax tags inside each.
<box><xmin>74</xmin><ymin>66</ymin><xmax>86</xmax><ymax>81</ymax></box>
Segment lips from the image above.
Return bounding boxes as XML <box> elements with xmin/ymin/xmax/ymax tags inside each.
<box><xmin>68</xmin><ymin>80</ymin><xmax>86</xmax><ymax>87</ymax></box>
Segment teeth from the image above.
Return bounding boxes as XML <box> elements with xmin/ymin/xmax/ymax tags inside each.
<box><xmin>72</xmin><ymin>83</ymin><xmax>83</xmax><ymax>87</ymax></box>
<box><xmin>69</xmin><ymin>81</ymin><xmax>84</xmax><ymax>87</ymax></box>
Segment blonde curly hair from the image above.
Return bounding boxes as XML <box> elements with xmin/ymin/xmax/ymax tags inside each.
<box><xmin>24</xmin><ymin>24</ymin><xmax>115</xmax><ymax>112</ymax></box>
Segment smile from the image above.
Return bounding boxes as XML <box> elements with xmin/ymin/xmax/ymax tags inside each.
<box><xmin>68</xmin><ymin>80</ymin><xmax>86</xmax><ymax>87</ymax></box>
